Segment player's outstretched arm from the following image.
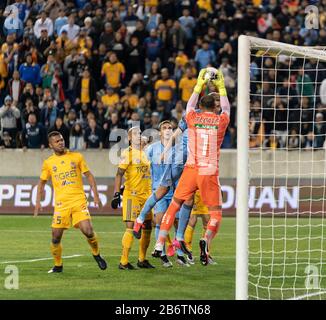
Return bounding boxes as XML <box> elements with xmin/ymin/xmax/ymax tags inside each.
<box><xmin>212</xmin><ymin>70</ymin><xmax>230</xmax><ymax>116</ymax></box>
<box><xmin>34</xmin><ymin>179</ymin><xmax>47</xmax><ymax>217</ymax></box>
<box><xmin>160</xmin><ymin>127</ymin><xmax>183</xmax><ymax>162</ymax></box>
<box><xmin>186</xmin><ymin>68</ymin><xmax>207</xmax><ymax>114</ymax></box>
<box><xmin>84</xmin><ymin>171</ymin><xmax>102</xmax><ymax>209</ymax></box>
<box><xmin>111</xmin><ymin>168</ymin><xmax>126</xmax><ymax>209</ymax></box>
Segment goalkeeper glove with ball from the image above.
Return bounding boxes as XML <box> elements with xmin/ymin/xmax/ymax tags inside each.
<box><xmin>111</xmin><ymin>192</ymin><xmax>121</xmax><ymax>209</ymax></box>
<box><xmin>212</xmin><ymin>70</ymin><xmax>227</xmax><ymax>97</ymax></box>
<box><xmin>194</xmin><ymin>68</ymin><xmax>208</xmax><ymax>94</ymax></box>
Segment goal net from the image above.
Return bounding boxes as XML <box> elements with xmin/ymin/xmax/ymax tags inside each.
<box><xmin>236</xmin><ymin>36</ymin><xmax>326</xmax><ymax>300</ymax></box>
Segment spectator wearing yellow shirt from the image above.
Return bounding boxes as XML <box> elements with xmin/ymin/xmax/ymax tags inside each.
<box><xmin>101</xmin><ymin>86</ymin><xmax>120</xmax><ymax>109</ymax></box>
<box><xmin>75</xmin><ymin>69</ymin><xmax>97</xmax><ymax>107</ymax></box>
<box><xmin>101</xmin><ymin>52</ymin><xmax>125</xmax><ymax>91</ymax></box>
<box><xmin>121</xmin><ymin>87</ymin><xmax>139</xmax><ymax>110</ymax></box>
<box><xmin>56</xmin><ymin>30</ymin><xmax>73</xmax><ymax>56</ymax></box>
<box><xmin>154</xmin><ymin>68</ymin><xmax>176</xmax><ymax>110</ymax></box>
<box><xmin>178</xmin><ymin>68</ymin><xmax>197</xmax><ymax>106</ymax></box>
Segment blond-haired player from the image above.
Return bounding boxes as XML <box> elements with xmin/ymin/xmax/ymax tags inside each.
<box><xmin>34</xmin><ymin>131</ymin><xmax>107</xmax><ymax>273</ymax></box>
<box><xmin>111</xmin><ymin>126</ymin><xmax>154</xmax><ymax>270</ymax></box>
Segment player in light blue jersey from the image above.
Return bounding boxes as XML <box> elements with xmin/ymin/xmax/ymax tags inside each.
<box><xmin>145</xmin><ymin>120</ymin><xmax>174</xmax><ymax>267</ymax></box>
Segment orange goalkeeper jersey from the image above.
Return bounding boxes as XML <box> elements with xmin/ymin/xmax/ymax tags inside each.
<box><xmin>185</xmin><ymin>110</ymin><xmax>229</xmax><ymax>175</ymax></box>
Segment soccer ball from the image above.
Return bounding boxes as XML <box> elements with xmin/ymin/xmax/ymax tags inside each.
<box><xmin>204</xmin><ymin>67</ymin><xmax>218</xmax><ymax>81</ymax></box>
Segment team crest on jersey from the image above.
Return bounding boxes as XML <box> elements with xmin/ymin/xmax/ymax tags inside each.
<box><xmin>70</xmin><ymin>161</ymin><xmax>77</xmax><ymax>169</ymax></box>
<box><xmin>52</xmin><ymin>166</ymin><xmax>57</xmax><ymax>172</ymax></box>
<box><xmin>135</xmin><ymin>159</ymin><xmax>140</xmax><ymax>164</ymax></box>
<box><xmin>61</xmin><ymin>161</ymin><xmax>65</xmax><ymax>165</ymax></box>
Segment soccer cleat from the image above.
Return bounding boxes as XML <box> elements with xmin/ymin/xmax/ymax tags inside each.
<box><xmin>199</xmin><ymin>239</ymin><xmax>209</xmax><ymax>266</ymax></box>
<box><xmin>186</xmin><ymin>252</ymin><xmax>195</xmax><ymax>265</ymax></box>
<box><xmin>173</xmin><ymin>239</ymin><xmax>192</xmax><ymax>256</ymax></box>
<box><xmin>151</xmin><ymin>249</ymin><xmax>162</xmax><ymax>258</ymax></box>
<box><xmin>133</xmin><ymin>220</ymin><xmax>143</xmax><ymax>239</ymax></box>
<box><xmin>166</xmin><ymin>243</ymin><xmax>175</xmax><ymax>257</ymax></box>
<box><xmin>137</xmin><ymin>259</ymin><xmax>155</xmax><ymax>269</ymax></box>
<box><xmin>48</xmin><ymin>265</ymin><xmax>63</xmax><ymax>273</ymax></box>
<box><xmin>160</xmin><ymin>255</ymin><xmax>173</xmax><ymax>268</ymax></box>
<box><xmin>208</xmin><ymin>255</ymin><xmax>217</xmax><ymax>265</ymax></box>
<box><xmin>119</xmin><ymin>262</ymin><xmax>136</xmax><ymax>270</ymax></box>
<box><xmin>176</xmin><ymin>255</ymin><xmax>190</xmax><ymax>267</ymax></box>
<box><xmin>93</xmin><ymin>254</ymin><xmax>107</xmax><ymax>270</ymax></box>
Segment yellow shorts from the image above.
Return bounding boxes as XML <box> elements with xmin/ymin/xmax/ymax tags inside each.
<box><xmin>191</xmin><ymin>191</ymin><xmax>209</xmax><ymax>215</ymax></box>
<box><xmin>122</xmin><ymin>191</ymin><xmax>153</xmax><ymax>222</ymax></box>
<box><xmin>52</xmin><ymin>202</ymin><xmax>91</xmax><ymax>229</ymax></box>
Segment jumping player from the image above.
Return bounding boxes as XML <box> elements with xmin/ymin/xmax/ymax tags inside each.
<box><xmin>153</xmin><ymin>70</ymin><xmax>230</xmax><ymax>265</ymax></box>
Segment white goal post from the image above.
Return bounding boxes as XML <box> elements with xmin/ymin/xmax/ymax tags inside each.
<box><xmin>236</xmin><ymin>35</ymin><xmax>326</xmax><ymax>300</ymax></box>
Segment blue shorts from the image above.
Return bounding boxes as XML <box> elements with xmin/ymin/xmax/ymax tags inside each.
<box><xmin>159</xmin><ymin>164</ymin><xmax>184</xmax><ymax>189</ymax></box>
<box><xmin>153</xmin><ymin>194</ymin><xmax>180</xmax><ymax>219</ymax></box>
<box><xmin>154</xmin><ymin>195</ymin><xmax>172</xmax><ymax>215</ymax></box>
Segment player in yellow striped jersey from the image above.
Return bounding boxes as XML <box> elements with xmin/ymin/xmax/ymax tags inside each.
<box><xmin>34</xmin><ymin>131</ymin><xmax>107</xmax><ymax>273</ymax></box>
<box><xmin>111</xmin><ymin>126</ymin><xmax>154</xmax><ymax>270</ymax></box>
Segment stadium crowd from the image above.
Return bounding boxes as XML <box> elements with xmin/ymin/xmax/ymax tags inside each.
<box><xmin>0</xmin><ymin>0</ymin><xmax>326</xmax><ymax>150</ymax></box>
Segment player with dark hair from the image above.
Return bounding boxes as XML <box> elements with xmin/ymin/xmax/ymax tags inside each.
<box><xmin>34</xmin><ymin>131</ymin><xmax>107</xmax><ymax>273</ymax></box>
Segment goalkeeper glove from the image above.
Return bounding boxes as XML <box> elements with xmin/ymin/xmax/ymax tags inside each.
<box><xmin>212</xmin><ymin>70</ymin><xmax>227</xmax><ymax>97</ymax></box>
<box><xmin>111</xmin><ymin>192</ymin><xmax>121</xmax><ymax>209</ymax></box>
<box><xmin>193</xmin><ymin>68</ymin><xmax>208</xmax><ymax>94</ymax></box>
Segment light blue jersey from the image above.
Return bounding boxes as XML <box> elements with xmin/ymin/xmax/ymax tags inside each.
<box><xmin>146</xmin><ymin>141</ymin><xmax>173</xmax><ymax>214</ymax></box>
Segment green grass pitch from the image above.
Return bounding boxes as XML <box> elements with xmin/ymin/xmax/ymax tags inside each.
<box><xmin>0</xmin><ymin>216</ymin><xmax>236</xmax><ymax>300</ymax></box>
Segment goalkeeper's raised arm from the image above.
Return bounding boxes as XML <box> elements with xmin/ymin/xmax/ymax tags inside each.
<box><xmin>211</xmin><ymin>70</ymin><xmax>231</xmax><ymax>116</ymax></box>
<box><xmin>186</xmin><ymin>68</ymin><xmax>207</xmax><ymax>114</ymax></box>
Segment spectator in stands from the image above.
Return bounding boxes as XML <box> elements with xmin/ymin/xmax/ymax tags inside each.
<box><xmin>0</xmin><ymin>95</ymin><xmax>20</xmax><ymax>140</ymax></box>
<box><xmin>84</xmin><ymin>117</ymin><xmax>103</xmax><ymax>149</ymax></box>
<box><xmin>22</xmin><ymin>98</ymin><xmax>40</xmax><ymax>127</ymax></box>
<box><xmin>144</xmin><ymin>29</ymin><xmax>162</xmax><ymax>75</ymax></box>
<box><xmin>194</xmin><ymin>40</ymin><xmax>216</xmax><ymax>70</ymax></box>
<box><xmin>101</xmin><ymin>52</ymin><xmax>125</xmax><ymax>91</ymax></box>
<box><xmin>178</xmin><ymin>67</ymin><xmax>196</xmax><ymax>107</ymax></box>
<box><xmin>75</xmin><ymin>68</ymin><xmax>97</xmax><ymax>108</ymax></box>
<box><xmin>154</xmin><ymin>67</ymin><xmax>176</xmax><ymax>110</ymax></box>
<box><xmin>33</xmin><ymin>11</ymin><xmax>54</xmax><ymax>39</ymax></box>
<box><xmin>54</xmin><ymin>7</ymin><xmax>68</xmax><ymax>35</ymax></box>
<box><xmin>59</xmin><ymin>14</ymin><xmax>80</xmax><ymax>40</ymax></box>
<box><xmin>40</xmin><ymin>97</ymin><xmax>59</xmax><ymax>128</ymax></box>
<box><xmin>287</xmin><ymin>128</ymin><xmax>301</xmax><ymax>150</ymax></box>
<box><xmin>18</xmin><ymin>53</ymin><xmax>41</xmax><ymax>86</ymax></box>
<box><xmin>21</xmin><ymin>113</ymin><xmax>46</xmax><ymax>150</ymax></box>
<box><xmin>48</xmin><ymin>117</ymin><xmax>70</xmax><ymax>148</ymax></box>
<box><xmin>314</xmin><ymin>113</ymin><xmax>326</xmax><ymax>149</ymax></box>
<box><xmin>70</xmin><ymin>122</ymin><xmax>84</xmax><ymax>151</ymax></box>
<box><xmin>7</xmin><ymin>70</ymin><xmax>25</xmax><ymax>105</ymax></box>
<box><xmin>0</xmin><ymin>131</ymin><xmax>16</xmax><ymax>149</ymax></box>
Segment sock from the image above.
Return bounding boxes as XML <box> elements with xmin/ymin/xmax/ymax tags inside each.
<box><xmin>202</xmin><ymin>225</ymin><xmax>207</xmax><ymax>239</ymax></box>
<box><xmin>156</xmin><ymin>224</ymin><xmax>166</xmax><ymax>256</ymax></box>
<box><xmin>139</xmin><ymin>228</ymin><xmax>152</xmax><ymax>262</ymax></box>
<box><xmin>165</xmin><ymin>233</ymin><xmax>172</xmax><ymax>248</ymax></box>
<box><xmin>205</xmin><ymin>211</ymin><xmax>222</xmax><ymax>248</ymax></box>
<box><xmin>121</xmin><ymin>228</ymin><xmax>134</xmax><ymax>265</ymax></box>
<box><xmin>176</xmin><ymin>248</ymin><xmax>184</xmax><ymax>256</ymax></box>
<box><xmin>87</xmin><ymin>233</ymin><xmax>100</xmax><ymax>256</ymax></box>
<box><xmin>157</xmin><ymin>199</ymin><xmax>181</xmax><ymax>245</ymax></box>
<box><xmin>50</xmin><ymin>242</ymin><xmax>63</xmax><ymax>267</ymax></box>
<box><xmin>176</xmin><ymin>204</ymin><xmax>192</xmax><ymax>241</ymax></box>
<box><xmin>136</xmin><ymin>193</ymin><xmax>157</xmax><ymax>224</ymax></box>
<box><xmin>184</xmin><ymin>225</ymin><xmax>194</xmax><ymax>251</ymax></box>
